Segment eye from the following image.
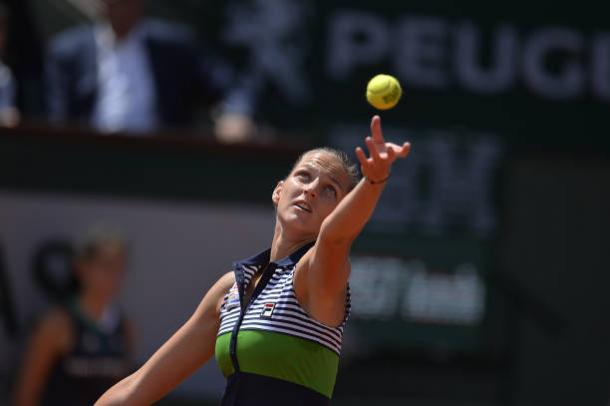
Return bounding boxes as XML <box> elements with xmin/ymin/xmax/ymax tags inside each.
<box><xmin>324</xmin><ymin>184</ymin><xmax>338</xmax><ymax>198</ymax></box>
<box><xmin>295</xmin><ymin>170</ymin><xmax>311</xmax><ymax>182</ymax></box>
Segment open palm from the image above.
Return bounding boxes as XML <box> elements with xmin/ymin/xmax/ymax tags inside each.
<box><xmin>355</xmin><ymin>115</ymin><xmax>411</xmax><ymax>183</ymax></box>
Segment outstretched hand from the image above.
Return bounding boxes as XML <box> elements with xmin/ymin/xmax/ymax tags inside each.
<box><xmin>355</xmin><ymin>115</ymin><xmax>410</xmax><ymax>183</ymax></box>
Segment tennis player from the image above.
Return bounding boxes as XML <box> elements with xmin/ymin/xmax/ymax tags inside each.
<box><xmin>96</xmin><ymin>115</ymin><xmax>410</xmax><ymax>405</ymax></box>
<box><xmin>15</xmin><ymin>232</ymin><xmax>133</xmax><ymax>406</ymax></box>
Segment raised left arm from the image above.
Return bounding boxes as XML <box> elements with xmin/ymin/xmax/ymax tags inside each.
<box><xmin>299</xmin><ymin>115</ymin><xmax>410</xmax><ymax>325</ymax></box>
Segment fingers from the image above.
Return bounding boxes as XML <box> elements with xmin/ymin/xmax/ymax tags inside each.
<box><xmin>386</xmin><ymin>142</ymin><xmax>411</xmax><ymax>158</ymax></box>
<box><xmin>355</xmin><ymin>146</ymin><xmax>368</xmax><ymax>167</ymax></box>
<box><xmin>370</xmin><ymin>115</ymin><xmax>384</xmax><ymax>143</ymax></box>
<box><xmin>386</xmin><ymin>146</ymin><xmax>396</xmax><ymax>162</ymax></box>
<box><xmin>398</xmin><ymin>142</ymin><xmax>411</xmax><ymax>157</ymax></box>
<box><xmin>359</xmin><ymin>119</ymin><xmax>411</xmax><ymax>178</ymax></box>
<box><xmin>400</xmin><ymin>142</ymin><xmax>411</xmax><ymax>158</ymax></box>
<box><xmin>365</xmin><ymin>136</ymin><xmax>381</xmax><ymax>160</ymax></box>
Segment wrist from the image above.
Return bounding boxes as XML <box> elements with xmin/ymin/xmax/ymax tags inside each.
<box><xmin>365</xmin><ymin>172</ymin><xmax>391</xmax><ymax>185</ymax></box>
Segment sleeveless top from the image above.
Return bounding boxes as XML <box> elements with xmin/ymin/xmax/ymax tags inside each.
<box><xmin>42</xmin><ymin>300</ymin><xmax>131</xmax><ymax>406</ymax></box>
<box><xmin>215</xmin><ymin>243</ymin><xmax>351</xmax><ymax>405</ymax></box>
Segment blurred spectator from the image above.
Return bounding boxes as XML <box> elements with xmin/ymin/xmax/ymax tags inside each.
<box><xmin>3</xmin><ymin>0</ymin><xmax>44</xmax><ymax>120</ymax></box>
<box><xmin>13</xmin><ymin>230</ymin><xmax>133</xmax><ymax>406</ymax></box>
<box><xmin>45</xmin><ymin>0</ymin><xmax>256</xmax><ymax>141</ymax></box>
<box><xmin>0</xmin><ymin>3</ymin><xmax>19</xmax><ymax>127</ymax></box>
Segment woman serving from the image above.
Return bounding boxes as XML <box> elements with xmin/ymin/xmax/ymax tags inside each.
<box><xmin>96</xmin><ymin>115</ymin><xmax>411</xmax><ymax>405</ymax></box>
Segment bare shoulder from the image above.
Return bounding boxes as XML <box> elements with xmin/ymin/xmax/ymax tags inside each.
<box><xmin>213</xmin><ymin>271</ymin><xmax>236</xmax><ymax>300</ymax></box>
<box><xmin>217</xmin><ymin>271</ymin><xmax>236</xmax><ymax>290</ymax></box>
<box><xmin>33</xmin><ymin>306</ymin><xmax>73</xmax><ymax>352</ymax></box>
<box><xmin>196</xmin><ymin>271</ymin><xmax>235</xmax><ymax>317</ymax></box>
<box><xmin>41</xmin><ymin>307</ymin><xmax>71</xmax><ymax>333</ymax></box>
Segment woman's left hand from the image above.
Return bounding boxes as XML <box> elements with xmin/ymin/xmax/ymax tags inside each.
<box><xmin>355</xmin><ymin>115</ymin><xmax>411</xmax><ymax>183</ymax></box>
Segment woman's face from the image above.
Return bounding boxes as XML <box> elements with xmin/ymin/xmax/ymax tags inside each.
<box><xmin>273</xmin><ymin>151</ymin><xmax>352</xmax><ymax>238</ymax></box>
<box><xmin>78</xmin><ymin>243</ymin><xmax>126</xmax><ymax>299</ymax></box>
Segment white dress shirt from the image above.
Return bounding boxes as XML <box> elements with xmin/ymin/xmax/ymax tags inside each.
<box><xmin>92</xmin><ymin>23</ymin><xmax>158</xmax><ymax>134</ymax></box>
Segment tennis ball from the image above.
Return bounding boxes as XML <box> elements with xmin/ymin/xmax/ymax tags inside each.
<box><xmin>366</xmin><ymin>74</ymin><xmax>402</xmax><ymax>110</ymax></box>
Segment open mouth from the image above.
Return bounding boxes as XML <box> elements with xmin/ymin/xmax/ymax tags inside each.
<box><xmin>294</xmin><ymin>202</ymin><xmax>312</xmax><ymax>213</ymax></box>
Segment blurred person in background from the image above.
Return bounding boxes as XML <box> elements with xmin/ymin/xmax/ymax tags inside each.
<box><xmin>2</xmin><ymin>0</ymin><xmax>45</xmax><ymax>121</ymax></box>
<box><xmin>0</xmin><ymin>245</ymin><xmax>18</xmax><ymax>405</ymax></box>
<box><xmin>45</xmin><ymin>0</ymin><xmax>256</xmax><ymax>142</ymax></box>
<box><xmin>0</xmin><ymin>2</ymin><xmax>19</xmax><ymax>127</ymax></box>
<box><xmin>13</xmin><ymin>230</ymin><xmax>134</xmax><ymax>406</ymax></box>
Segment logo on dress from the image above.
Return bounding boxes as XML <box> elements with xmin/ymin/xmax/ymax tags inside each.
<box><xmin>225</xmin><ymin>283</ymin><xmax>240</xmax><ymax>311</ymax></box>
<box><xmin>260</xmin><ymin>302</ymin><xmax>275</xmax><ymax>318</ymax></box>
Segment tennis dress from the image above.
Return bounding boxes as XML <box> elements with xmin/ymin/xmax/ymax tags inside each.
<box><xmin>42</xmin><ymin>300</ymin><xmax>131</xmax><ymax>406</ymax></box>
<box><xmin>215</xmin><ymin>243</ymin><xmax>350</xmax><ymax>405</ymax></box>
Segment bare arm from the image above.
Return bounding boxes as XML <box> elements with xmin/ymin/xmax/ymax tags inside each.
<box><xmin>301</xmin><ymin>116</ymin><xmax>410</xmax><ymax>324</ymax></box>
<box><xmin>14</xmin><ymin>310</ymin><xmax>72</xmax><ymax>406</ymax></box>
<box><xmin>95</xmin><ymin>272</ymin><xmax>235</xmax><ymax>405</ymax></box>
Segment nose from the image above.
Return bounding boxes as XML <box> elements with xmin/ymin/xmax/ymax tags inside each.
<box><xmin>303</xmin><ymin>178</ymin><xmax>319</xmax><ymax>198</ymax></box>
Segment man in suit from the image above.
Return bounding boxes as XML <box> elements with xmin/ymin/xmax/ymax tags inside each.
<box><xmin>46</xmin><ymin>0</ymin><xmax>255</xmax><ymax>141</ymax></box>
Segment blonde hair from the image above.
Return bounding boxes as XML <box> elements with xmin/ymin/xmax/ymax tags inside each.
<box><xmin>75</xmin><ymin>228</ymin><xmax>127</xmax><ymax>262</ymax></box>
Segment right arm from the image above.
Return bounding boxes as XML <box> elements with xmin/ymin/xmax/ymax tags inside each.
<box><xmin>13</xmin><ymin>309</ymin><xmax>72</xmax><ymax>406</ymax></box>
<box><xmin>96</xmin><ymin>272</ymin><xmax>235</xmax><ymax>405</ymax></box>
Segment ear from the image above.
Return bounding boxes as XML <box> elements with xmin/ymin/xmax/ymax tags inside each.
<box><xmin>272</xmin><ymin>180</ymin><xmax>284</xmax><ymax>206</ymax></box>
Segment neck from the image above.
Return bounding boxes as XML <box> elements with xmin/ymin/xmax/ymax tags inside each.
<box><xmin>78</xmin><ymin>290</ymin><xmax>111</xmax><ymax>321</ymax></box>
<box><xmin>270</xmin><ymin>220</ymin><xmax>315</xmax><ymax>262</ymax></box>
<box><xmin>110</xmin><ymin>21</ymin><xmax>137</xmax><ymax>41</ymax></box>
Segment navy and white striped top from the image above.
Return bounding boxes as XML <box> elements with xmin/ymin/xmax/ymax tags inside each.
<box><xmin>217</xmin><ymin>244</ymin><xmax>350</xmax><ymax>355</ymax></box>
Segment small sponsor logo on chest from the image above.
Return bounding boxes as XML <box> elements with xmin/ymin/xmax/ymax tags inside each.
<box><xmin>260</xmin><ymin>302</ymin><xmax>276</xmax><ymax>318</ymax></box>
<box><xmin>225</xmin><ymin>283</ymin><xmax>240</xmax><ymax>311</ymax></box>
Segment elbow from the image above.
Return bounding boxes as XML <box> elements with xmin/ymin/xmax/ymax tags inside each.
<box><xmin>95</xmin><ymin>374</ymin><xmax>138</xmax><ymax>405</ymax></box>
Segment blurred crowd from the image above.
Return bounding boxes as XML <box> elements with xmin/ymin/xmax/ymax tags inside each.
<box><xmin>0</xmin><ymin>0</ymin><xmax>259</xmax><ymax>143</ymax></box>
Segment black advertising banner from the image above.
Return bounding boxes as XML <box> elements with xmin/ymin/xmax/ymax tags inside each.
<box><xmin>163</xmin><ymin>0</ymin><xmax>610</xmax><ymax>150</ymax></box>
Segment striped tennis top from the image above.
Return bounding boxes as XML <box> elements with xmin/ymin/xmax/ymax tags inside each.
<box><xmin>215</xmin><ymin>243</ymin><xmax>351</xmax><ymax>404</ymax></box>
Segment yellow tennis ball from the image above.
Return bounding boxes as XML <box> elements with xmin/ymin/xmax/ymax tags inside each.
<box><xmin>366</xmin><ymin>74</ymin><xmax>402</xmax><ymax>110</ymax></box>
